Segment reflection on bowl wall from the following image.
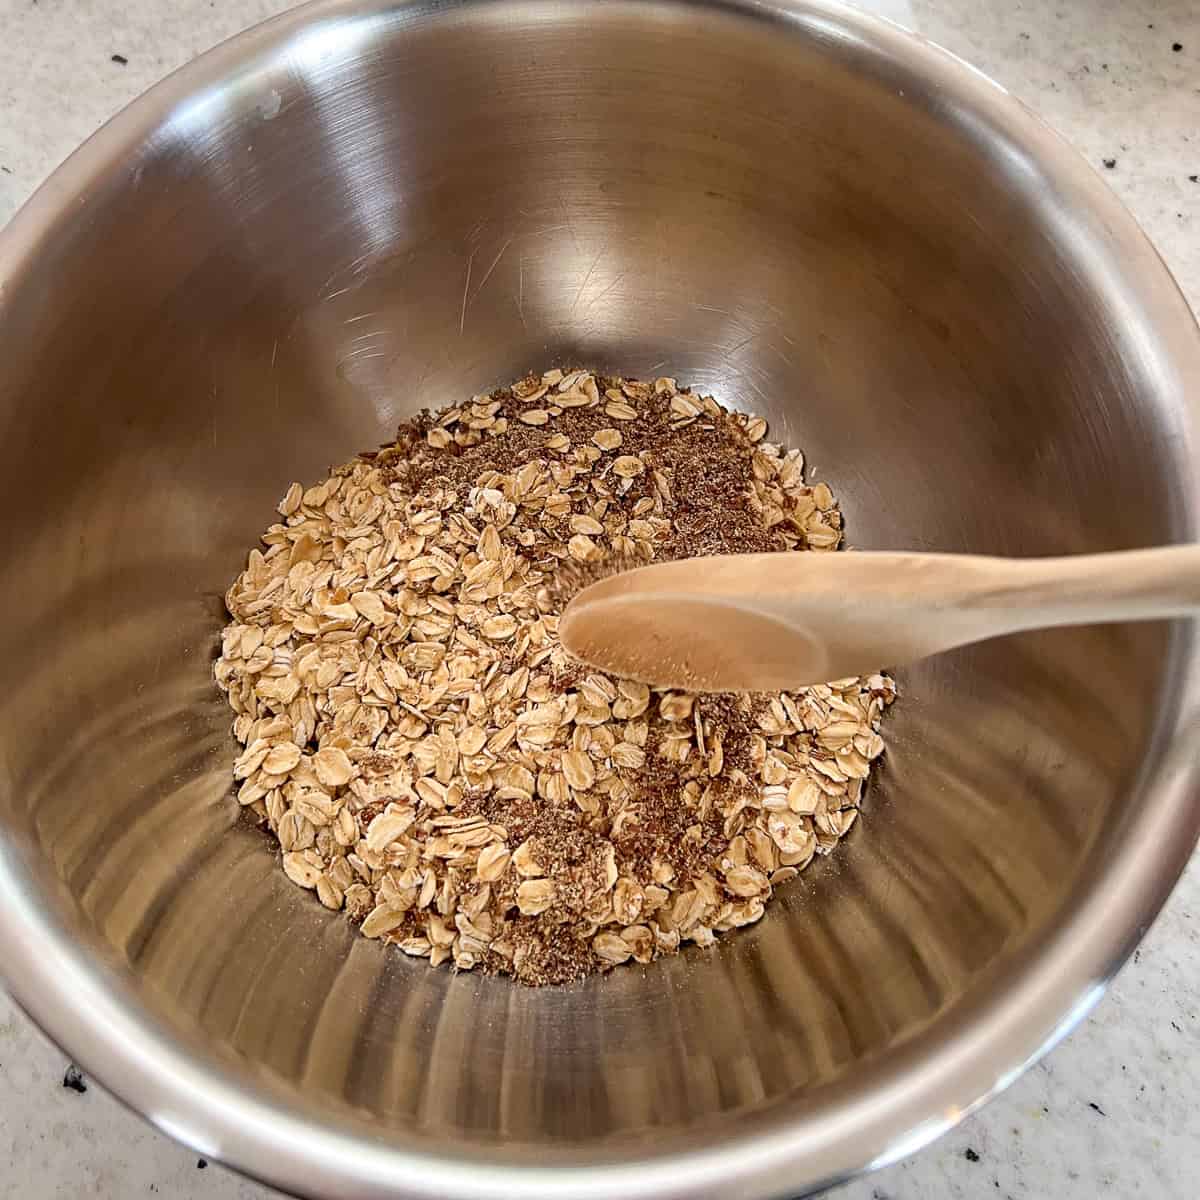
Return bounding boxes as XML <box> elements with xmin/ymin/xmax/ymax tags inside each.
<box><xmin>0</xmin><ymin>1</ymin><xmax>1198</xmax><ymax>1198</ymax></box>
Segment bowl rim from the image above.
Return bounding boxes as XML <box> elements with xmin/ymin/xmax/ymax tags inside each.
<box><xmin>1</xmin><ymin>0</ymin><xmax>1199</xmax><ymax>1197</ymax></box>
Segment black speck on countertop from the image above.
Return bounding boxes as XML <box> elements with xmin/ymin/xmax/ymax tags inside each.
<box><xmin>111</xmin><ymin>53</ymin><xmax>128</xmax><ymax>65</ymax></box>
<box><xmin>1088</xmin><ymin>1101</ymin><xmax>1107</xmax><ymax>1116</ymax></box>
<box><xmin>965</xmin><ymin>1147</ymin><xmax>981</xmax><ymax>1163</ymax></box>
<box><xmin>1173</xmin><ymin>42</ymin><xmax>1183</xmax><ymax>52</ymax></box>
<box><xmin>62</xmin><ymin>1064</ymin><xmax>87</xmax><ymax>1094</ymax></box>
<box><xmin>197</xmin><ymin>1159</ymin><xmax>208</xmax><ymax>1169</ymax></box>
<box><xmin>1189</xmin><ymin>175</ymin><xmax>1198</xmax><ymax>183</ymax></box>
<box><xmin>1103</xmin><ymin>158</ymin><xmax>1117</xmax><ymax>169</ymax></box>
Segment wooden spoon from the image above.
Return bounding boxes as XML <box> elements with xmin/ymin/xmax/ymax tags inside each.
<box><xmin>557</xmin><ymin>547</ymin><xmax>1200</xmax><ymax>692</ymax></box>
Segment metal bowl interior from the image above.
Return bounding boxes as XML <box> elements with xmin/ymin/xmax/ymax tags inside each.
<box><xmin>0</xmin><ymin>1</ymin><xmax>1198</xmax><ymax>1197</ymax></box>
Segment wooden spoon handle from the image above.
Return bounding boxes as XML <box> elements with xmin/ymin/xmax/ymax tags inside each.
<box><xmin>971</xmin><ymin>545</ymin><xmax>1200</xmax><ymax>632</ymax></box>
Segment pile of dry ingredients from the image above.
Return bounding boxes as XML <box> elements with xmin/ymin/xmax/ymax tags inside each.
<box><xmin>214</xmin><ymin>370</ymin><xmax>895</xmax><ymax>985</ymax></box>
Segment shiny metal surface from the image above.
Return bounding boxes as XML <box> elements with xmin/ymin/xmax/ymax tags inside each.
<box><xmin>0</xmin><ymin>1</ymin><xmax>1197</xmax><ymax>1197</ymax></box>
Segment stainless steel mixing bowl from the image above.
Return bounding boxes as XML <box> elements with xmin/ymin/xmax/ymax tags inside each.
<box><xmin>1</xmin><ymin>1</ymin><xmax>1198</xmax><ymax>1196</ymax></box>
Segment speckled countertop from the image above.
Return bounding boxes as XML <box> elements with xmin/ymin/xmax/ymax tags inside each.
<box><xmin>0</xmin><ymin>1</ymin><xmax>1196</xmax><ymax>1198</ymax></box>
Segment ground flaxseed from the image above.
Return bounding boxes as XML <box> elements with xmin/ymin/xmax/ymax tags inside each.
<box><xmin>214</xmin><ymin>369</ymin><xmax>894</xmax><ymax>985</ymax></box>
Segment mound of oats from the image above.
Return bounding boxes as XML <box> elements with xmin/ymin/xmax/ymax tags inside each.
<box><xmin>214</xmin><ymin>369</ymin><xmax>895</xmax><ymax>985</ymax></box>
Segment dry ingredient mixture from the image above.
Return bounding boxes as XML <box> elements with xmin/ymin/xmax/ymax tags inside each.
<box><xmin>214</xmin><ymin>370</ymin><xmax>895</xmax><ymax>985</ymax></box>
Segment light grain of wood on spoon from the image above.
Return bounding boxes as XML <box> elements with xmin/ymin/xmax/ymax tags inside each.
<box><xmin>558</xmin><ymin>547</ymin><xmax>1200</xmax><ymax>692</ymax></box>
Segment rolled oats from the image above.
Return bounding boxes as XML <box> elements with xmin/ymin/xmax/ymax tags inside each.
<box><xmin>214</xmin><ymin>370</ymin><xmax>895</xmax><ymax>986</ymax></box>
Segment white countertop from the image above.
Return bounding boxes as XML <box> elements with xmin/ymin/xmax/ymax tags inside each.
<box><xmin>0</xmin><ymin>1</ymin><xmax>1196</xmax><ymax>1197</ymax></box>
